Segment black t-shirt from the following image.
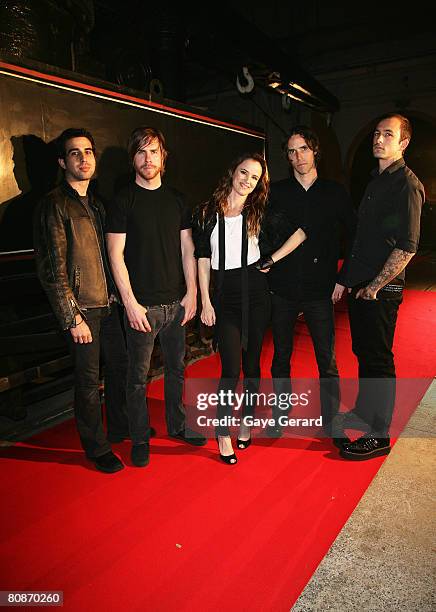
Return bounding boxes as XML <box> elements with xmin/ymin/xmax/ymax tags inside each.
<box><xmin>265</xmin><ymin>177</ymin><xmax>356</xmax><ymax>300</ymax></box>
<box><xmin>106</xmin><ymin>183</ymin><xmax>191</xmax><ymax>305</ymax></box>
<box><xmin>339</xmin><ymin>159</ymin><xmax>425</xmax><ymax>287</ymax></box>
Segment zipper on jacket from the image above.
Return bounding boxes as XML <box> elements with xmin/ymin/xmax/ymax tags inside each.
<box><xmin>73</xmin><ymin>191</ymin><xmax>109</xmax><ymax>308</ymax></box>
<box><xmin>93</xmin><ymin>202</ymin><xmax>118</xmax><ymax>297</ymax></box>
<box><xmin>69</xmin><ymin>298</ymin><xmax>86</xmax><ymax>324</ymax></box>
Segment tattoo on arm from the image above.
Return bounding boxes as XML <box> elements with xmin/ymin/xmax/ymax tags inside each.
<box><xmin>368</xmin><ymin>248</ymin><xmax>415</xmax><ymax>292</ymax></box>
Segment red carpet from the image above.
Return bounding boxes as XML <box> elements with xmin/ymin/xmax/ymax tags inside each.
<box><xmin>1</xmin><ymin>290</ymin><xmax>435</xmax><ymax>611</ymax></box>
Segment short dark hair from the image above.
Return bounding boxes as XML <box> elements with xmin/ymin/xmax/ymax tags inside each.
<box><xmin>377</xmin><ymin>114</ymin><xmax>412</xmax><ymax>142</ymax></box>
<box><xmin>127</xmin><ymin>126</ymin><xmax>168</xmax><ymax>171</ymax></box>
<box><xmin>284</xmin><ymin>125</ymin><xmax>321</xmax><ymax>164</ymax></box>
<box><xmin>56</xmin><ymin>128</ymin><xmax>96</xmax><ymax>159</ymax></box>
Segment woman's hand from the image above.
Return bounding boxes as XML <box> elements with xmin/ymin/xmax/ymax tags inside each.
<box><xmin>201</xmin><ymin>303</ymin><xmax>216</xmax><ymax>326</ymax></box>
<box><xmin>255</xmin><ymin>255</ymin><xmax>274</xmax><ymax>272</ymax></box>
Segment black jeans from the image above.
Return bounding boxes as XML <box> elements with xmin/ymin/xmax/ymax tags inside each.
<box><xmin>215</xmin><ymin>267</ymin><xmax>270</xmax><ymax>436</ymax></box>
<box><xmin>271</xmin><ymin>294</ymin><xmax>340</xmax><ymax>434</ymax></box>
<box><xmin>124</xmin><ymin>301</ymin><xmax>186</xmax><ymax>444</ymax></box>
<box><xmin>347</xmin><ymin>287</ymin><xmax>402</xmax><ymax>437</ymax></box>
<box><xmin>102</xmin><ymin>303</ymin><xmax>129</xmax><ymax>439</ymax></box>
<box><xmin>67</xmin><ymin>305</ymin><xmax>128</xmax><ymax>458</ymax></box>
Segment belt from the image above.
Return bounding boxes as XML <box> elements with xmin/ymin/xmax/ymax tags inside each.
<box><xmin>380</xmin><ymin>283</ymin><xmax>404</xmax><ymax>294</ymax></box>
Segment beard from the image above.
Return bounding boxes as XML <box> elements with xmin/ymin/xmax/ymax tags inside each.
<box><xmin>136</xmin><ymin>164</ymin><xmax>161</xmax><ymax>182</ymax></box>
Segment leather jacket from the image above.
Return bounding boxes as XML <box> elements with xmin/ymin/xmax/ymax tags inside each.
<box><xmin>34</xmin><ymin>181</ymin><xmax>112</xmax><ymax>330</ymax></box>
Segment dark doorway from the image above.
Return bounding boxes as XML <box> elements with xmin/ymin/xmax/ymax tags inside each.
<box><xmin>350</xmin><ymin>114</ymin><xmax>436</xmax><ymax>250</ymax></box>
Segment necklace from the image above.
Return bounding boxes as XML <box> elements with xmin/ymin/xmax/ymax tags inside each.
<box><xmin>224</xmin><ymin>197</ymin><xmax>244</xmax><ymax>217</ymax></box>
<box><xmin>224</xmin><ymin>214</ymin><xmax>241</xmax><ymax>238</ymax></box>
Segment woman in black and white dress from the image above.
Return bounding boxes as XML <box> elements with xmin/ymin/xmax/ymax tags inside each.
<box><xmin>192</xmin><ymin>153</ymin><xmax>306</xmax><ymax>464</ymax></box>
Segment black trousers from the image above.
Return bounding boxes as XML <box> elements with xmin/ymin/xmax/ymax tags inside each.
<box><xmin>215</xmin><ymin>266</ymin><xmax>270</xmax><ymax>436</ymax></box>
<box><xmin>102</xmin><ymin>303</ymin><xmax>129</xmax><ymax>439</ymax></box>
<box><xmin>347</xmin><ymin>287</ymin><xmax>402</xmax><ymax>437</ymax></box>
<box><xmin>67</xmin><ymin>304</ymin><xmax>128</xmax><ymax>458</ymax></box>
<box><xmin>271</xmin><ymin>294</ymin><xmax>340</xmax><ymax>434</ymax></box>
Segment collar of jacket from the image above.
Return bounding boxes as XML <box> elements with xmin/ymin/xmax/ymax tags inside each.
<box><xmin>60</xmin><ymin>179</ymin><xmax>98</xmax><ymax>208</ymax></box>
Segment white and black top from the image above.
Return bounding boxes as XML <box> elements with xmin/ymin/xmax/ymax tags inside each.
<box><xmin>210</xmin><ymin>213</ymin><xmax>260</xmax><ymax>270</ymax></box>
<box><xmin>192</xmin><ymin>208</ymin><xmax>258</xmax><ymax>350</ymax></box>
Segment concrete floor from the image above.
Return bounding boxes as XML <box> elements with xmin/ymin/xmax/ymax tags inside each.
<box><xmin>292</xmin><ymin>379</ymin><xmax>436</xmax><ymax>611</ymax></box>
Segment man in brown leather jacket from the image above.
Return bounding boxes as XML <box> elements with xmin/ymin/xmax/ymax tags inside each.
<box><xmin>34</xmin><ymin>128</ymin><xmax>126</xmax><ymax>473</ymax></box>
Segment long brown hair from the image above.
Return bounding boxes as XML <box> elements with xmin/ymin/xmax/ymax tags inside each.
<box><xmin>127</xmin><ymin>126</ymin><xmax>168</xmax><ymax>173</ymax></box>
<box><xmin>284</xmin><ymin>125</ymin><xmax>321</xmax><ymax>166</ymax></box>
<box><xmin>198</xmin><ymin>152</ymin><xmax>269</xmax><ymax>237</ymax></box>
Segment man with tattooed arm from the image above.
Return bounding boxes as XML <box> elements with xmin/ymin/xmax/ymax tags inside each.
<box><xmin>338</xmin><ymin>114</ymin><xmax>424</xmax><ymax>460</ymax></box>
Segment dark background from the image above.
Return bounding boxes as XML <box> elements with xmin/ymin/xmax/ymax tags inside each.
<box><xmin>0</xmin><ymin>66</ymin><xmax>264</xmax><ymax>252</ymax></box>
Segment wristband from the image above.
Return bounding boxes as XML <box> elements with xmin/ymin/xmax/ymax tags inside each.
<box><xmin>70</xmin><ymin>315</ymin><xmax>83</xmax><ymax>328</ymax></box>
<box><xmin>255</xmin><ymin>256</ymin><xmax>274</xmax><ymax>271</ymax></box>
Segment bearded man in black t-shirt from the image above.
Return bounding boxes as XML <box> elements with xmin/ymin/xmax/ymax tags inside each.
<box><xmin>106</xmin><ymin>127</ymin><xmax>206</xmax><ymax>468</ymax></box>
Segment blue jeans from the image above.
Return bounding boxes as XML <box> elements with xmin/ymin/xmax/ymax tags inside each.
<box><xmin>124</xmin><ymin>302</ymin><xmax>186</xmax><ymax>444</ymax></box>
<box><xmin>271</xmin><ymin>294</ymin><xmax>340</xmax><ymax>434</ymax></box>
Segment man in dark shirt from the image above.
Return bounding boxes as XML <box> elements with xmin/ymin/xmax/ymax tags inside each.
<box><xmin>106</xmin><ymin>126</ymin><xmax>206</xmax><ymax>468</ymax></box>
<box><xmin>339</xmin><ymin>114</ymin><xmax>424</xmax><ymax>460</ymax></box>
<box><xmin>262</xmin><ymin>125</ymin><xmax>356</xmax><ymax>444</ymax></box>
<box><xmin>34</xmin><ymin>128</ymin><xmax>127</xmax><ymax>474</ymax></box>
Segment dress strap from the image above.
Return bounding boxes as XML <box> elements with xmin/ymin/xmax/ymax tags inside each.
<box><xmin>241</xmin><ymin>210</ymin><xmax>249</xmax><ymax>351</ymax></box>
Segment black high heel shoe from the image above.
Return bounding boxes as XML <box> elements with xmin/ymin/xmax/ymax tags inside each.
<box><xmin>236</xmin><ymin>437</ymin><xmax>251</xmax><ymax>450</ymax></box>
<box><xmin>216</xmin><ymin>436</ymin><xmax>237</xmax><ymax>465</ymax></box>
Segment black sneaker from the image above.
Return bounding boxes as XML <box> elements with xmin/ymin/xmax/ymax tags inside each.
<box><xmin>90</xmin><ymin>451</ymin><xmax>124</xmax><ymax>474</ymax></box>
<box><xmin>131</xmin><ymin>443</ymin><xmax>150</xmax><ymax>467</ymax></box>
<box><xmin>332</xmin><ymin>437</ymin><xmax>350</xmax><ymax>450</ymax></box>
<box><xmin>340</xmin><ymin>436</ymin><xmax>391</xmax><ymax>461</ymax></box>
<box><xmin>169</xmin><ymin>428</ymin><xmax>207</xmax><ymax>446</ymax></box>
